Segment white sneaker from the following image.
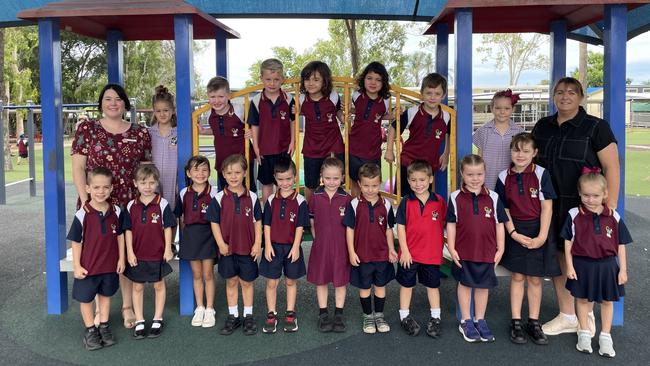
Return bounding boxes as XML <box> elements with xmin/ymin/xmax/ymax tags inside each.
<box><xmin>374</xmin><ymin>312</ymin><xmax>390</xmax><ymax>333</ymax></box>
<box><xmin>191</xmin><ymin>306</ymin><xmax>205</xmax><ymax>327</ymax></box>
<box><xmin>542</xmin><ymin>313</ymin><xmax>578</xmax><ymax>335</ymax></box>
<box><xmin>587</xmin><ymin>311</ymin><xmax>596</xmax><ymax>338</ymax></box>
<box><xmin>202</xmin><ymin>308</ymin><xmax>216</xmax><ymax>328</ymax></box>
<box><xmin>576</xmin><ymin>330</ymin><xmax>593</xmax><ymax>354</ymax></box>
<box><xmin>598</xmin><ymin>333</ymin><xmax>616</xmax><ymax>358</ymax></box>
<box><xmin>362</xmin><ymin>313</ymin><xmax>376</xmax><ymax>334</ymax></box>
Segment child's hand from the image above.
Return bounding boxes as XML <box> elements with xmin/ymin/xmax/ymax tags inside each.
<box><xmin>618</xmin><ymin>270</ymin><xmax>628</xmax><ymax>285</ymax></box>
<box><xmin>449</xmin><ymin>249</ymin><xmax>462</xmax><ymax>267</ymax></box>
<box><xmin>74</xmin><ymin>265</ymin><xmax>88</xmax><ymax>280</ymax></box>
<box><xmin>218</xmin><ymin>243</ymin><xmax>230</xmax><ymax>256</ymax></box>
<box><xmin>163</xmin><ymin>249</ymin><xmax>174</xmax><ymax>262</ymax></box>
<box><xmin>438</xmin><ymin>153</ymin><xmax>449</xmax><ymax>171</ymax></box>
<box><xmin>287</xmin><ymin>140</ymin><xmax>295</xmax><ymax>156</ymax></box>
<box><xmin>253</xmin><ymin>146</ymin><xmax>262</xmax><ymax>164</ymax></box>
<box><xmin>399</xmin><ymin>250</ymin><xmax>412</xmax><ymax>268</ymax></box>
<box><xmin>384</xmin><ymin>149</ymin><xmax>395</xmax><ymax>163</ymax></box>
<box><xmin>116</xmin><ymin>260</ymin><xmax>125</xmax><ymax>274</ymax></box>
<box><xmin>264</xmin><ymin>244</ymin><xmax>275</xmax><ymax>262</ymax></box>
<box><xmin>494</xmin><ymin>249</ymin><xmax>504</xmax><ymax>265</ymax></box>
<box><xmin>529</xmin><ymin>237</ymin><xmax>545</xmax><ymax>249</ymax></box>
<box><xmin>385</xmin><ymin>110</ymin><xmax>396</xmax><ymax>121</ymax></box>
<box><xmin>349</xmin><ymin>252</ymin><xmax>360</xmax><ymax>267</ymax></box>
<box><xmin>513</xmin><ymin>232</ymin><xmax>532</xmax><ymax>247</ymax></box>
<box><xmin>244</xmin><ymin>129</ymin><xmax>253</xmax><ymax>139</ymax></box>
<box><xmin>127</xmin><ymin>251</ymin><xmax>138</xmax><ymax>267</ymax></box>
<box><xmin>288</xmin><ymin>246</ymin><xmax>300</xmax><ymax>263</ymax></box>
<box><xmin>566</xmin><ymin>267</ymin><xmax>577</xmax><ymax>280</ymax></box>
<box><xmin>388</xmin><ymin>249</ymin><xmax>398</xmax><ymax>264</ymax></box>
<box><xmin>291</xmin><ymin>105</ymin><xmax>296</xmax><ymax>115</ymax></box>
<box><xmin>251</xmin><ymin>244</ymin><xmax>262</xmax><ymax>261</ymax></box>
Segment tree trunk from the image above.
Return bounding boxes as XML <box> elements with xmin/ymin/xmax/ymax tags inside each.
<box><xmin>1</xmin><ymin>29</ymin><xmax>12</xmax><ymax>171</ymax></box>
<box><xmin>578</xmin><ymin>42</ymin><xmax>588</xmax><ymax>106</ymax></box>
<box><xmin>344</xmin><ymin>19</ymin><xmax>359</xmax><ymax>76</ymax></box>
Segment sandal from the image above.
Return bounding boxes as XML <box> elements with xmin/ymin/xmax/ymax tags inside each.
<box><xmin>122</xmin><ymin>306</ymin><xmax>136</xmax><ymax>329</ymax></box>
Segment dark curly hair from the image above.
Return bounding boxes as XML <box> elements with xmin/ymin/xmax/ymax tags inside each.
<box><xmin>356</xmin><ymin>61</ymin><xmax>391</xmax><ymax>99</ymax></box>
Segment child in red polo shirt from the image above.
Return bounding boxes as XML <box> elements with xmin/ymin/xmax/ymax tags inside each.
<box><xmin>206</xmin><ymin>154</ymin><xmax>263</xmax><ymax>336</ymax></box>
<box><xmin>260</xmin><ymin>158</ymin><xmax>309</xmax><ymax>333</ymax></box>
<box><xmin>307</xmin><ymin>157</ymin><xmax>351</xmax><ymax>332</ymax></box>
<box><xmin>562</xmin><ymin>171</ymin><xmax>632</xmax><ymax>357</ymax></box>
<box><xmin>248</xmin><ymin>59</ymin><xmax>295</xmax><ymax>205</ymax></box>
<box><xmin>344</xmin><ymin>163</ymin><xmax>398</xmax><ymax>334</ymax></box>
<box><xmin>385</xmin><ymin>73</ymin><xmax>450</xmax><ymax>197</ymax></box>
<box><xmin>174</xmin><ymin>156</ymin><xmax>219</xmax><ymax>328</ymax></box>
<box><xmin>395</xmin><ymin>160</ymin><xmax>447</xmax><ymax>338</ymax></box>
<box><xmin>68</xmin><ymin>167</ymin><xmax>125</xmax><ymax>351</ymax></box>
<box><xmin>447</xmin><ymin>154</ymin><xmax>508</xmax><ymax>343</ymax></box>
<box><xmin>16</xmin><ymin>134</ymin><xmax>28</xmax><ymax>165</ymax></box>
<box><xmin>495</xmin><ymin>132</ymin><xmax>559</xmax><ymax>345</ymax></box>
<box><xmin>123</xmin><ymin>164</ymin><xmax>176</xmax><ymax>339</ymax></box>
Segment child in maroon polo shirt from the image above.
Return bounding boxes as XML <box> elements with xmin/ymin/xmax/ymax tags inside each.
<box><xmin>562</xmin><ymin>171</ymin><xmax>632</xmax><ymax>357</ymax></box>
<box><xmin>123</xmin><ymin>164</ymin><xmax>176</xmax><ymax>339</ymax></box>
<box><xmin>68</xmin><ymin>167</ymin><xmax>125</xmax><ymax>351</ymax></box>
<box><xmin>260</xmin><ymin>158</ymin><xmax>309</xmax><ymax>333</ymax></box>
<box><xmin>385</xmin><ymin>73</ymin><xmax>450</xmax><ymax>197</ymax></box>
<box><xmin>248</xmin><ymin>58</ymin><xmax>295</xmax><ymax>205</ymax></box>
<box><xmin>447</xmin><ymin>154</ymin><xmax>508</xmax><ymax>343</ymax></box>
<box><xmin>344</xmin><ymin>163</ymin><xmax>398</xmax><ymax>334</ymax></box>
<box><xmin>395</xmin><ymin>160</ymin><xmax>447</xmax><ymax>338</ymax></box>
<box><xmin>206</xmin><ymin>154</ymin><xmax>263</xmax><ymax>336</ymax></box>
<box><xmin>16</xmin><ymin>134</ymin><xmax>28</xmax><ymax>165</ymax></box>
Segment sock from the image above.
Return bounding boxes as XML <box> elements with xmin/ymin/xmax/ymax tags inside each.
<box><xmin>399</xmin><ymin>309</ymin><xmax>410</xmax><ymax>321</ymax></box>
<box><xmin>98</xmin><ymin>322</ymin><xmax>109</xmax><ymax>328</ymax></box>
<box><xmin>360</xmin><ymin>296</ymin><xmax>372</xmax><ymax>315</ymax></box>
<box><xmin>430</xmin><ymin>308</ymin><xmax>441</xmax><ymax>319</ymax></box>
<box><xmin>151</xmin><ymin>319</ymin><xmax>163</xmax><ymax>329</ymax></box>
<box><xmin>374</xmin><ymin>296</ymin><xmax>385</xmax><ymax>313</ymax></box>
<box><xmin>243</xmin><ymin>306</ymin><xmax>253</xmax><ymax>317</ymax></box>
<box><xmin>135</xmin><ymin>321</ymin><xmax>145</xmax><ymax>331</ymax></box>
<box><xmin>600</xmin><ymin>332</ymin><xmax>611</xmax><ymax>338</ymax></box>
<box><xmin>319</xmin><ymin>308</ymin><xmax>328</xmax><ymax>315</ymax></box>
<box><xmin>335</xmin><ymin>307</ymin><xmax>343</xmax><ymax>315</ymax></box>
<box><xmin>561</xmin><ymin>312</ymin><xmax>577</xmax><ymax>322</ymax></box>
<box><xmin>228</xmin><ymin>306</ymin><xmax>239</xmax><ymax>317</ymax></box>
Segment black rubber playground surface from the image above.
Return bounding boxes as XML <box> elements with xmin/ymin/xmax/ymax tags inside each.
<box><xmin>0</xmin><ymin>183</ymin><xmax>648</xmax><ymax>365</ymax></box>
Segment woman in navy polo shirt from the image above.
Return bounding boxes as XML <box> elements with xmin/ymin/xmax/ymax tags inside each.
<box><xmin>531</xmin><ymin>77</ymin><xmax>620</xmax><ymax>337</ymax></box>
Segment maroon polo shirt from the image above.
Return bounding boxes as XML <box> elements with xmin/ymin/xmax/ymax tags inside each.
<box><xmin>495</xmin><ymin>164</ymin><xmax>557</xmax><ymax>221</ymax></box>
<box><xmin>348</xmin><ymin>91</ymin><xmax>389</xmax><ymax>160</ymax></box>
<box><xmin>561</xmin><ymin>205</ymin><xmax>633</xmax><ymax>259</ymax></box>
<box><xmin>247</xmin><ymin>89</ymin><xmax>292</xmax><ymax>156</ymax></box>
<box><xmin>174</xmin><ymin>184</ymin><xmax>217</xmax><ymax>225</ymax></box>
<box><xmin>446</xmin><ymin>186</ymin><xmax>508</xmax><ymax>263</ymax></box>
<box><xmin>209</xmin><ymin>102</ymin><xmax>247</xmax><ymax>172</ymax></box>
<box><xmin>294</xmin><ymin>92</ymin><xmax>344</xmax><ymax>158</ymax></box>
<box><xmin>67</xmin><ymin>203</ymin><xmax>123</xmax><ymax>276</ymax></box>
<box><xmin>396</xmin><ymin>192</ymin><xmax>447</xmax><ymax>265</ymax></box>
<box><xmin>393</xmin><ymin>105</ymin><xmax>450</xmax><ymax>170</ymax></box>
<box><xmin>124</xmin><ymin>195</ymin><xmax>177</xmax><ymax>261</ymax></box>
<box><xmin>263</xmin><ymin>191</ymin><xmax>310</xmax><ymax>244</ymax></box>
<box><xmin>343</xmin><ymin>194</ymin><xmax>395</xmax><ymax>262</ymax></box>
<box><xmin>206</xmin><ymin>188</ymin><xmax>262</xmax><ymax>255</ymax></box>
<box><xmin>309</xmin><ymin>187</ymin><xmax>350</xmax><ymax>244</ymax></box>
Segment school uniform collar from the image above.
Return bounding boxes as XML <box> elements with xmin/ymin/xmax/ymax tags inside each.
<box><xmin>314</xmin><ymin>186</ymin><xmax>347</xmax><ymax>196</ymax></box>
<box><xmin>261</xmin><ymin>89</ymin><xmax>288</xmax><ymax>104</ymax></box>
<box><xmin>361</xmin><ymin>91</ymin><xmax>383</xmax><ymax>103</ymax></box>
<box><xmin>306</xmin><ymin>93</ymin><xmax>327</xmax><ymax>103</ymax></box>
<box><xmin>358</xmin><ymin>194</ymin><xmax>384</xmax><ymax>207</ymax></box>
<box><xmin>508</xmin><ymin>163</ymin><xmax>536</xmax><ymax>175</ymax></box>
<box><xmin>578</xmin><ymin>204</ymin><xmax>612</xmax><ymax>217</ymax></box>
<box><xmin>274</xmin><ymin>190</ymin><xmax>298</xmax><ymax>201</ymax></box>
<box><xmin>223</xmin><ymin>186</ymin><xmax>250</xmax><ymax>198</ymax></box>
<box><xmin>418</xmin><ymin>103</ymin><xmax>442</xmax><ymax>120</ymax></box>
<box><xmin>83</xmin><ymin>201</ymin><xmax>113</xmax><ymax>216</ymax></box>
<box><xmin>406</xmin><ymin>191</ymin><xmax>439</xmax><ymax>202</ymax></box>
<box><xmin>190</xmin><ymin>184</ymin><xmax>212</xmax><ymax>197</ymax></box>
<box><xmin>136</xmin><ymin>194</ymin><xmax>161</xmax><ymax>207</ymax></box>
<box><xmin>210</xmin><ymin>101</ymin><xmax>235</xmax><ymax>118</ymax></box>
<box><xmin>552</xmin><ymin>106</ymin><xmax>587</xmax><ymax>128</ymax></box>
<box><xmin>485</xmin><ymin>119</ymin><xmax>520</xmax><ymax>134</ymax></box>
<box><xmin>460</xmin><ymin>184</ymin><xmax>490</xmax><ymax>196</ymax></box>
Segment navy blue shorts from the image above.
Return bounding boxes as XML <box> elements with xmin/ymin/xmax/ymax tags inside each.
<box><xmin>452</xmin><ymin>260</ymin><xmax>497</xmax><ymax>289</ymax></box>
<box><xmin>350</xmin><ymin>261</ymin><xmax>395</xmax><ymax>289</ymax></box>
<box><xmin>258</xmin><ymin>153</ymin><xmax>290</xmax><ymax>186</ymax></box>
<box><xmin>72</xmin><ymin>273</ymin><xmax>119</xmax><ymax>303</ymax></box>
<box><xmin>218</xmin><ymin>254</ymin><xmax>259</xmax><ymax>282</ymax></box>
<box><xmin>259</xmin><ymin>243</ymin><xmax>306</xmax><ymax>280</ymax></box>
<box><xmin>349</xmin><ymin>155</ymin><xmax>381</xmax><ymax>182</ymax></box>
<box><xmin>396</xmin><ymin>262</ymin><xmax>441</xmax><ymax>288</ymax></box>
<box><xmin>303</xmin><ymin>154</ymin><xmax>345</xmax><ymax>189</ymax></box>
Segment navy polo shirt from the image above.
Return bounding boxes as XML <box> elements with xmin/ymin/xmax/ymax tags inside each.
<box><xmin>206</xmin><ymin>188</ymin><xmax>262</xmax><ymax>255</ymax></box>
<box><xmin>67</xmin><ymin>203</ymin><xmax>123</xmax><ymax>276</ymax></box>
<box><xmin>292</xmin><ymin>92</ymin><xmax>344</xmax><ymax>158</ymax></box>
<box><xmin>396</xmin><ymin>192</ymin><xmax>447</xmax><ymax>265</ymax></box>
<box><xmin>343</xmin><ymin>195</ymin><xmax>394</xmax><ymax>262</ymax></box>
<box><xmin>392</xmin><ymin>105</ymin><xmax>451</xmax><ymax>170</ymax></box>
<box><xmin>348</xmin><ymin>91</ymin><xmax>389</xmax><ymax>160</ymax></box>
<box><xmin>263</xmin><ymin>191</ymin><xmax>309</xmax><ymax>245</ymax></box>
<box><xmin>447</xmin><ymin>186</ymin><xmax>509</xmax><ymax>263</ymax></box>
<box><xmin>123</xmin><ymin>195</ymin><xmax>176</xmax><ymax>261</ymax></box>
<box><xmin>560</xmin><ymin>205</ymin><xmax>632</xmax><ymax>259</ymax></box>
<box><xmin>495</xmin><ymin>163</ymin><xmax>557</xmax><ymax>221</ymax></box>
<box><xmin>174</xmin><ymin>184</ymin><xmax>217</xmax><ymax>225</ymax></box>
<box><xmin>247</xmin><ymin>89</ymin><xmax>292</xmax><ymax>156</ymax></box>
<box><xmin>209</xmin><ymin>102</ymin><xmax>246</xmax><ymax>172</ymax></box>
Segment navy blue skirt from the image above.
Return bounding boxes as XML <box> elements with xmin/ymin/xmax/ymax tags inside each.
<box><xmin>452</xmin><ymin>260</ymin><xmax>497</xmax><ymax>289</ymax></box>
<box><xmin>179</xmin><ymin>224</ymin><xmax>217</xmax><ymax>260</ymax></box>
<box><xmin>501</xmin><ymin>218</ymin><xmax>561</xmax><ymax>277</ymax></box>
<box><xmin>566</xmin><ymin>255</ymin><xmax>624</xmax><ymax>303</ymax></box>
<box><xmin>124</xmin><ymin>260</ymin><xmax>173</xmax><ymax>283</ymax></box>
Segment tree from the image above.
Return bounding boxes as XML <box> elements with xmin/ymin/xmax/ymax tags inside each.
<box><xmin>571</xmin><ymin>51</ymin><xmax>603</xmax><ymax>88</ymax></box>
<box><xmin>477</xmin><ymin>33</ymin><xmax>549</xmax><ymax>86</ymax></box>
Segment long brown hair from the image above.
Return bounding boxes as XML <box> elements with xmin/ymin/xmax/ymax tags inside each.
<box><xmin>151</xmin><ymin>85</ymin><xmax>177</xmax><ymax>127</ymax></box>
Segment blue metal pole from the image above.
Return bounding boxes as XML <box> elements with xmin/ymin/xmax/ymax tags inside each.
<box><xmin>435</xmin><ymin>23</ymin><xmax>449</xmax><ymax>200</ymax></box>
<box><xmin>39</xmin><ymin>18</ymin><xmax>68</xmax><ymax>314</ymax></box>
<box><xmin>603</xmin><ymin>3</ymin><xmax>627</xmax><ymax>326</ymax></box>
<box><xmin>215</xmin><ymin>28</ymin><xmax>228</xmax><ymax>78</ymax></box>
<box><xmin>549</xmin><ymin>20</ymin><xmax>567</xmax><ymax>115</ymax></box>
<box><xmin>175</xmin><ymin>14</ymin><xmax>195</xmax><ymax>316</ymax></box>
<box><xmin>0</xmin><ymin>101</ymin><xmax>5</xmax><ymax>205</ymax></box>
<box><xmin>107</xmin><ymin>29</ymin><xmax>124</xmax><ymax>86</ymax></box>
<box><xmin>27</xmin><ymin>101</ymin><xmax>36</xmax><ymax>197</ymax></box>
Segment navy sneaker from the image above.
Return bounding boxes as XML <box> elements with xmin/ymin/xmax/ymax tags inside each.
<box><xmin>220</xmin><ymin>315</ymin><xmax>242</xmax><ymax>335</ymax></box>
<box><xmin>458</xmin><ymin>320</ymin><xmax>481</xmax><ymax>343</ymax></box>
<box><xmin>83</xmin><ymin>327</ymin><xmax>103</xmax><ymax>351</ymax></box>
<box><xmin>400</xmin><ymin>315</ymin><xmax>421</xmax><ymax>336</ymax></box>
<box><xmin>475</xmin><ymin>319</ymin><xmax>495</xmax><ymax>342</ymax></box>
<box><xmin>98</xmin><ymin>322</ymin><xmax>116</xmax><ymax>347</ymax></box>
<box><xmin>243</xmin><ymin>314</ymin><xmax>257</xmax><ymax>335</ymax></box>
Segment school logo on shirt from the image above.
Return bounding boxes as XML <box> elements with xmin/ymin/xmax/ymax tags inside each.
<box><xmin>484</xmin><ymin>207</ymin><xmax>492</xmax><ymax>218</ymax></box>
<box><xmin>111</xmin><ymin>224</ymin><xmax>117</xmax><ymax>234</ymax></box>
<box><xmin>231</xmin><ymin>128</ymin><xmax>239</xmax><ymax>137</ymax></box>
<box><xmin>170</xmin><ymin>136</ymin><xmax>177</xmax><ymax>146</ymax></box>
<box><xmin>432</xmin><ymin>211</ymin><xmax>439</xmax><ymax>221</ymax></box>
<box><xmin>245</xmin><ymin>207</ymin><xmax>251</xmax><ymax>217</ymax></box>
<box><xmin>327</xmin><ymin>113</ymin><xmax>334</xmax><ymax>123</ymax></box>
<box><xmin>280</xmin><ymin>110</ymin><xmax>287</xmax><ymax>120</ymax></box>
<box><xmin>378</xmin><ymin>215</ymin><xmax>385</xmax><ymax>225</ymax></box>
<box><xmin>151</xmin><ymin>213</ymin><xmax>159</xmax><ymax>224</ymax></box>
<box><xmin>606</xmin><ymin>226</ymin><xmax>613</xmax><ymax>238</ymax></box>
<box><xmin>374</xmin><ymin>113</ymin><xmax>382</xmax><ymax>124</ymax></box>
<box><xmin>435</xmin><ymin>129</ymin><xmax>443</xmax><ymax>139</ymax></box>
<box><xmin>339</xmin><ymin>206</ymin><xmax>346</xmax><ymax>216</ymax></box>
<box><xmin>201</xmin><ymin>203</ymin><xmax>208</xmax><ymax>214</ymax></box>
<box><xmin>289</xmin><ymin>212</ymin><xmax>296</xmax><ymax>222</ymax></box>
<box><xmin>530</xmin><ymin>188</ymin><xmax>538</xmax><ymax>198</ymax></box>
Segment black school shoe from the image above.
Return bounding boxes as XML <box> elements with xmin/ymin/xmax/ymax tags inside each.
<box><xmin>526</xmin><ymin>319</ymin><xmax>549</xmax><ymax>345</ymax></box>
<box><xmin>400</xmin><ymin>315</ymin><xmax>421</xmax><ymax>336</ymax></box>
<box><xmin>318</xmin><ymin>312</ymin><xmax>333</xmax><ymax>333</ymax></box>
<box><xmin>220</xmin><ymin>315</ymin><xmax>242</xmax><ymax>335</ymax></box>
<box><xmin>332</xmin><ymin>313</ymin><xmax>346</xmax><ymax>333</ymax></box>
<box><xmin>98</xmin><ymin>323</ymin><xmax>116</xmax><ymax>347</ymax></box>
<box><xmin>83</xmin><ymin>326</ymin><xmax>103</xmax><ymax>351</ymax></box>
<box><xmin>426</xmin><ymin>317</ymin><xmax>442</xmax><ymax>338</ymax></box>
<box><xmin>510</xmin><ymin>319</ymin><xmax>527</xmax><ymax>344</ymax></box>
<box><xmin>148</xmin><ymin>320</ymin><xmax>164</xmax><ymax>338</ymax></box>
<box><xmin>133</xmin><ymin>321</ymin><xmax>146</xmax><ymax>340</ymax></box>
<box><xmin>243</xmin><ymin>314</ymin><xmax>257</xmax><ymax>335</ymax></box>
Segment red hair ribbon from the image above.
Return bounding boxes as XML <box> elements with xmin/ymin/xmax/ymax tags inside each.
<box><xmin>581</xmin><ymin>166</ymin><xmax>602</xmax><ymax>175</ymax></box>
<box><xmin>502</xmin><ymin>89</ymin><xmax>521</xmax><ymax>106</ymax></box>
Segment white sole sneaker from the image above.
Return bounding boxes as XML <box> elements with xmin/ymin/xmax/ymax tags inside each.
<box><xmin>191</xmin><ymin>307</ymin><xmax>205</xmax><ymax>327</ymax></box>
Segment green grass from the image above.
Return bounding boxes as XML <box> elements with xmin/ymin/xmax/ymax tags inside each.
<box><xmin>626</xmin><ymin>128</ymin><xmax>650</xmax><ymax>145</ymax></box>
<box><xmin>4</xmin><ymin>144</ymin><xmax>73</xmax><ymax>185</ymax></box>
<box><xmin>625</xmin><ymin>150</ymin><xmax>650</xmax><ymax>196</ymax></box>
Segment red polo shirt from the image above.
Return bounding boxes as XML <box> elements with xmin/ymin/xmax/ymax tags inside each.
<box><xmin>343</xmin><ymin>195</ymin><xmax>394</xmax><ymax>262</ymax></box>
<box><xmin>174</xmin><ymin>184</ymin><xmax>217</xmax><ymax>225</ymax></box>
<box><xmin>495</xmin><ymin>163</ymin><xmax>556</xmax><ymax>221</ymax></box>
<box><xmin>263</xmin><ymin>191</ymin><xmax>309</xmax><ymax>245</ymax></box>
<box><xmin>206</xmin><ymin>188</ymin><xmax>262</xmax><ymax>255</ymax></box>
<box><xmin>209</xmin><ymin>102</ymin><xmax>247</xmax><ymax>172</ymax></box>
<box><xmin>124</xmin><ymin>195</ymin><xmax>177</xmax><ymax>261</ymax></box>
<box><xmin>294</xmin><ymin>92</ymin><xmax>344</xmax><ymax>158</ymax></box>
<box><xmin>393</xmin><ymin>105</ymin><xmax>450</xmax><ymax>170</ymax></box>
<box><xmin>247</xmin><ymin>89</ymin><xmax>292</xmax><ymax>156</ymax></box>
<box><xmin>561</xmin><ymin>205</ymin><xmax>632</xmax><ymax>259</ymax></box>
<box><xmin>396</xmin><ymin>192</ymin><xmax>447</xmax><ymax>265</ymax></box>
<box><xmin>349</xmin><ymin>91</ymin><xmax>389</xmax><ymax>160</ymax></box>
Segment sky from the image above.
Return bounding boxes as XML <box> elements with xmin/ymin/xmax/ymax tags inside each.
<box><xmin>194</xmin><ymin>19</ymin><xmax>650</xmax><ymax>90</ymax></box>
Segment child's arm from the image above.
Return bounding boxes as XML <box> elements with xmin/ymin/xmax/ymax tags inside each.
<box><xmin>618</xmin><ymin>244</ymin><xmax>627</xmax><ymax>285</ymax></box>
<box><xmin>71</xmin><ymin>241</ymin><xmax>87</xmax><ymax>279</ymax></box>
<box><xmin>504</xmin><ymin>209</ymin><xmax>532</xmax><ymax>247</ymax></box>
<box><xmin>445</xmin><ymin>222</ymin><xmax>461</xmax><ymax>267</ymax></box>
<box><xmin>564</xmin><ymin>240</ymin><xmax>577</xmax><ymax>280</ymax></box>
<box><xmin>346</xmin><ymin>228</ymin><xmax>360</xmax><ymax>266</ymax></box>
<box><xmin>251</xmin><ymin>125</ymin><xmax>261</xmax><ymax>163</ymax></box>
<box><xmin>125</xmin><ymin>230</ymin><xmax>137</xmax><ymax>267</ymax></box>
<box><xmin>438</xmin><ymin>134</ymin><xmax>450</xmax><ymax>171</ymax></box>
<box><xmin>386</xmin><ymin>225</ymin><xmax>397</xmax><ymax>264</ymax></box>
<box><xmin>288</xmin><ymin>119</ymin><xmax>296</xmax><ymax>156</ymax></box>
<box><xmin>530</xmin><ymin>200</ymin><xmax>552</xmax><ymax>249</ymax></box>
<box><xmin>117</xmin><ymin>234</ymin><xmax>125</xmax><ymax>274</ymax></box>
<box><xmin>397</xmin><ymin>223</ymin><xmax>411</xmax><ymax>268</ymax></box>
<box><xmin>211</xmin><ymin>223</ymin><xmax>230</xmax><ymax>256</ymax></box>
<box><xmin>495</xmin><ymin>222</ymin><xmax>505</xmax><ymax>265</ymax></box>
<box><xmin>309</xmin><ymin>218</ymin><xmax>315</xmax><ymax>239</ymax></box>
<box><xmin>163</xmin><ymin>227</ymin><xmax>173</xmax><ymax>262</ymax></box>
<box><xmin>251</xmin><ymin>220</ymin><xmax>262</xmax><ymax>261</ymax></box>
<box><xmin>288</xmin><ymin>226</ymin><xmax>304</xmax><ymax>263</ymax></box>
<box><xmin>263</xmin><ymin>225</ymin><xmax>274</xmax><ymax>261</ymax></box>
<box><xmin>196</xmin><ymin>119</ymin><xmax>213</xmax><ymax>135</ymax></box>
<box><xmin>384</xmin><ymin>126</ymin><xmax>396</xmax><ymax>163</ymax></box>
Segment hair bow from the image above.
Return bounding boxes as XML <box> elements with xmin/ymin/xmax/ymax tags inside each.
<box><xmin>502</xmin><ymin>89</ymin><xmax>521</xmax><ymax>106</ymax></box>
<box><xmin>581</xmin><ymin>166</ymin><xmax>602</xmax><ymax>175</ymax></box>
